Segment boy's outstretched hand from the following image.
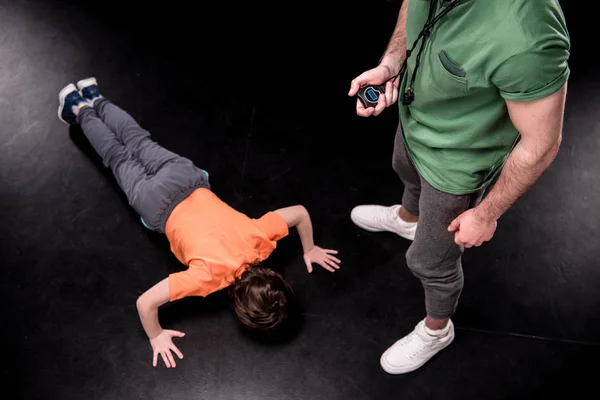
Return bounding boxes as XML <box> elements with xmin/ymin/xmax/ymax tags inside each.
<box><xmin>304</xmin><ymin>246</ymin><xmax>341</xmax><ymax>273</ymax></box>
<box><xmin>273</xmin><ymin>206</ymin><xmax>341</xmax><ymax>274</ymax></box>
<box><xmin>150</xmin><ymin>329</ymin><xmax>185</xmax><ymax>368</ymax></box>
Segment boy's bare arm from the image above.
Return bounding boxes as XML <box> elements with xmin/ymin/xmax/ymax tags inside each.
<box><xmin>274</xmin><ymin>205</ymin><xmax>341</xmax><ymax>273</ymax></box>
<box><xmin>136</xmin><ymin>278</ymin><xmax>185</xmax><ymax>368</ymax></box>
<box><xmin>273</xmin><ymin>205</ymin><xmax>314</xmax><ymax>253</ymax></box>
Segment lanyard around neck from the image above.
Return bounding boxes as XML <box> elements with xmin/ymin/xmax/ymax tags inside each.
<box><xmin>389</xmin><ymin>0</ymin><xmax>462</xmax><ymax>105</ymax></box>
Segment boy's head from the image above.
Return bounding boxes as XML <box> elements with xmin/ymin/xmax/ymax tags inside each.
<box><xmin>230</xmin><ymin>262</ymin><xmax>296</xmax><ymax>332</ymax></box>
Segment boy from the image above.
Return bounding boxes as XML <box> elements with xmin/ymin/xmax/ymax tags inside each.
<box><xmin>58</xmin><ymin>78</ymin><xmax>341</xmax><ymax>368</ymax></box>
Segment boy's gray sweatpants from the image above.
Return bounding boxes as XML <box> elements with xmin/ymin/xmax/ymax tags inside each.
<box><xmin>77</xmin><ymin>99</ymin><xmax>210</xmax><ymax>233</ymax></box>
<box><xmin>393</xmin><ymin>125</ymin><xmax>484</xmax><ymax>319</ymax></box>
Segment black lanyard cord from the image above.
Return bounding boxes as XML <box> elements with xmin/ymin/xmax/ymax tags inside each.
<box><xmin>387</xmin><ymin>0</ymin><xmax>462</xmax><ymax>104</ymax></box>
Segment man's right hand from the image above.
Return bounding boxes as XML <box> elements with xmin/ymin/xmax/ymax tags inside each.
<box><xmin>150</xmin><ymin>329</ymin><xmax>185</xmax><ymax>368</ymax></box>
<box><xmin>348</xmin><ymin>64</ymin><xmax>400</xmax><ymax>117</ymax></box>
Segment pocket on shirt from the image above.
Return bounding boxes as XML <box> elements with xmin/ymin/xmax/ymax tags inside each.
<box><xmin>431</xmin><ymin>50</ymin><xmax>468</xmax><ymax>96</ymax></box>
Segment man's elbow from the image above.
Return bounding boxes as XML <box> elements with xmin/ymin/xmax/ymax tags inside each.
<box><xmin>553</xmin><ymin>134</ymin><xmax>562</xmax><ymax>154</ymax></box>
<box><xmin>546</xmin><ymin>134</ymin><xmax>562</xmax><ymax>161</ymax></box>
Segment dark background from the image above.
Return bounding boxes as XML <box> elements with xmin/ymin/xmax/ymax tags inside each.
<box><xmin>1</xmin><ymin>1</ymin><xmax>598</xmax><ymax>399</ymax></box>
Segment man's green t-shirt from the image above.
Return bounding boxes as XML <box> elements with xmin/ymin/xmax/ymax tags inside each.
<box><xmin>399</xmin><ymin>0</ymin><xmax>570</xmax><ymax>194</ymax></box>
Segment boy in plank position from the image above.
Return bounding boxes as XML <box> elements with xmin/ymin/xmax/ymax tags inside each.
<box><xmin>58</xmin><ymin>78</ymin><xmax>341</xmax><ymax>368</ymax></box>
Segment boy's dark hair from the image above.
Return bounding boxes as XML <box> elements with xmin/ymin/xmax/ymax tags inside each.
<box><xmin>229</xmin><ymin>261</ymin><xmax>296</xmax><ymax>332</ymax></box>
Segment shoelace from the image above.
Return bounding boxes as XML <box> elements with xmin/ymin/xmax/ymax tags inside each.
<box><xmin>398</xmin><ymin>329</ymin><xmax>434</xmax><ymax>359</ymax></box>
<box><xmin>373</xmin><ymin>207</ymin><xmax>398</xmax><ymax>224</ymax></box>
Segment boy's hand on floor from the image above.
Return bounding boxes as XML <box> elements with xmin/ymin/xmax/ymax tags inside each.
<box><xmin>303</xmin><ymin>246</ymin><xmax>341</xmax><ymax>273</ymax></box>
<box><xmin>150</xmin><ymin>329</ymin><xmax>185</xmax><ymax>368</ymax></box>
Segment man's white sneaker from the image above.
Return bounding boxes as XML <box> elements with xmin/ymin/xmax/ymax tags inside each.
<box><xmin>350</xmin><ymin>205</ymin><xmax>417</xmax><ymax>241</ymax></box>
<box><xmin>380</xmin><ymin>320</ymin><xmax>455</xmax><ymax>374</ymax></box>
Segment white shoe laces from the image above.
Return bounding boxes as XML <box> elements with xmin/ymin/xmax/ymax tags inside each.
<box><xmin>398</xmin><ymin>329</ymin><xmax>433</xmax><ymax>360</ymax></box>
<box><xmin>373</xmin><ymin>206</ymin><xmax>397</xmax><ymax>224</ymax></box>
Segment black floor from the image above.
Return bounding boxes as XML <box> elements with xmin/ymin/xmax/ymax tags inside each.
<box><xmin>2</xmin><ymin>1</ymin><xmax>599</xmax><ymax>399</ymax></box>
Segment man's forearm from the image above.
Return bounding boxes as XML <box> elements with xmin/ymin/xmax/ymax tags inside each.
<box><xmin>474</xmin><ymin>140</ymin><xmax>560</xmax><ymax>222</ymax></box>
<box><xmin>380</xmin><ymin>0</ymin><xmax>409</xmax><ymax>73</ymax></box>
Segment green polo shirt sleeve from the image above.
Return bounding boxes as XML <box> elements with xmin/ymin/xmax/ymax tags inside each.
<box><xmin>492</xmin><ymin>11</ymin><xmax>570</xmax><ymax>102</ymax></box>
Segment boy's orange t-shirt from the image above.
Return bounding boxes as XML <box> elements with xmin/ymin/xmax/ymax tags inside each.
<box><xmin>165</xmin><ymin>188</ymin><xmax>289</xmax><ymax>301</ymax></box>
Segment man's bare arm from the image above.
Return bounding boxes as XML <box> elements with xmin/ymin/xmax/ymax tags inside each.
<box><xmin>474</xmin><ymin>84</ymin><xmax>567</xmax><ymax>223</ymax></box>
<box><xmin>349</xmin><ymin>0</ymin><xmax>409</xmax><ymax>116</ymax></box>
<box><xmin>380</xmin><ymin>0</ymin><xmax>409</xmax><ymax>74</ymax></box>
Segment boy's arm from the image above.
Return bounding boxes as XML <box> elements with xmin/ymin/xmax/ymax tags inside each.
<box><xmin>136</xmin><ymin>278</ymin><xmax>185</xmax><ymax>368</ymax></box>
<box><xmin>273</xmin><ymin>206</ymin><xmax>341</xmax><ymax>273</ymax></box>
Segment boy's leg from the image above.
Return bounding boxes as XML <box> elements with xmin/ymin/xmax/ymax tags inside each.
<box><xmin>92</xmin><ymin>98</ymin><xmax>180</xmax><ymax>174</ymax></box>
<box><xmin>76</xmin><ymin>106</ymin><xmax>148</xmax><ymax>204</ymax></box>
<box><xmin>63</xmin><ymin>83</ymin><xmax>208</xmax><ymax>232</ymax></box>
<box><xmin>83</xmin><ymin>100</ymin><xmax>210</xmax><ymax>232</ymax></box>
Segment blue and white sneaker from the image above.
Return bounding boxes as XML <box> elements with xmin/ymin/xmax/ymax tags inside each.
<box><xmin>76</xmin><ymin>77</ymin><xmax>102</xmax><ymax>102</ymax></box>
<box><xmin>58</xmin><ymin>83</ymin><xmax>86</xmax><ymax>125</ymax></box>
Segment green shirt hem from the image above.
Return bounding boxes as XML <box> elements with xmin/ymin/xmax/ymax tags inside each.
<box><xmin>401</xmin><ymin>134</ymin><xmax>506</xmax><ymax>195</ymax></box>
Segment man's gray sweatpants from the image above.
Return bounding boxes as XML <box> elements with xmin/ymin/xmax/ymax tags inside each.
<box><xmin>77</xmin><ymin>99</ymin><xmax>210</xmax><ymax>233</ymax></box>
<box><xmin>393</xmin><ymin>124</ymin><xmax>484</xmax><ymax>319</ymax></box>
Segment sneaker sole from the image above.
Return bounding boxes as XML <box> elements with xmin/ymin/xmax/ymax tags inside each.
<box><xmin>76</xmin><ymin>77</ymin><xmax>97</xmax><ymax>91</ymax></box>
<box><xmin>379</xmin><ymin>333</ymin><xmax>454</xmax><ymax>374</ymax></box>
<box><xmin>58</xmin><ymin>83</ymin><xmax>78</xmax><ymax>125</ymax></box>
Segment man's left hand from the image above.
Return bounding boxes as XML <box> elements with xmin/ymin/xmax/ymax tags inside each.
<box><xmin>448</xmin><ymin>208</ymin><xmax>497</xmax><ymax>248</ymax></box>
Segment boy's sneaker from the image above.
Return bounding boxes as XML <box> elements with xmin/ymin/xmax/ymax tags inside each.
<box><xmin>380</xmin><ymin>320</ymin><xmax>455</xmax><ymax>374</ymax></box>
<box><xmin>58</xmin><ymin>84</ymin><xmax>86</xmax><ymax>125</ymax></box>
<box><xmin>351</xmin><ymin>204</ymin><xmax>417</xmax><ymax>241</ymax></box>
<box><xmin>76</xmin><ymin>77</ymin><xmax>101</xmax><ymax>102</ymax></box>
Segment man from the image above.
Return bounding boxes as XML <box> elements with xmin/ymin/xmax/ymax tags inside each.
<box><xmin>348</xmin><ymin>0</ymin><xmax>569</xmax><ymax>374</ymax></box>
